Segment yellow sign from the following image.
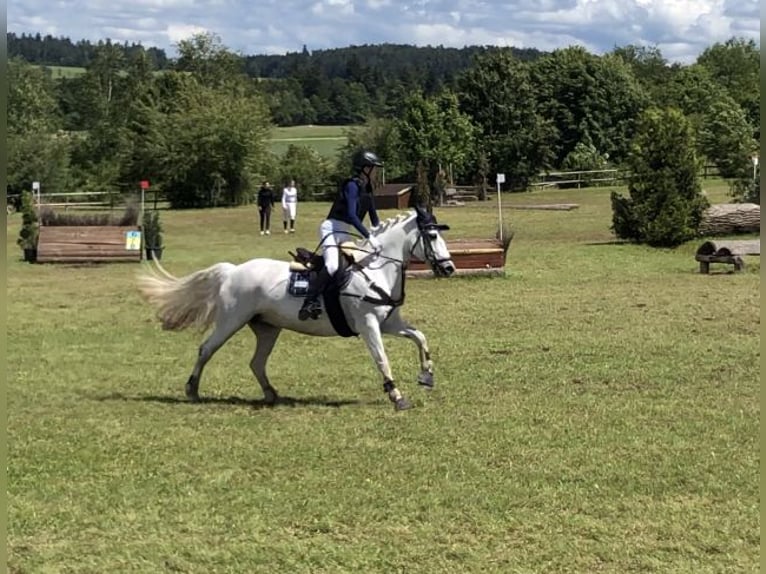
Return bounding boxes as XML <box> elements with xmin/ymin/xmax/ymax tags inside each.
<box><xmin>125</xmin><ymin>230</ymin><xmax>141</xmax><ymax>251</ymax></box>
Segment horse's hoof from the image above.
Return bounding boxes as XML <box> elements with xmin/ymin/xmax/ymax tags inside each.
<box><xmin>264</xmin><ymin>395</ymin><xmax>278</xmax><ymax>406</ymax></box>
<box><xmin>417</xmin><ymin>371</ymin><xmax>434</xmax><ymax>389</ymax></box>
<box><xmin>394</xmin><ymin>397</ymin><xmax>413</xmax><ymax>411</ymax></box>
<box><xmin>187</xmin><ymin>393</ymin><xmax>201</xmax><ymax>403</ymax></box>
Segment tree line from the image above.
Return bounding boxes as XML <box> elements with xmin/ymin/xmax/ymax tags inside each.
<box><xmin>8</xmin><ymin>32</ymin><xmax>540</xmax><ymax>125</ymax></box>
<box><xmin>7</xmin><ymin>31</ymin><xmax>760</xmax><ymax>214</ymax></box>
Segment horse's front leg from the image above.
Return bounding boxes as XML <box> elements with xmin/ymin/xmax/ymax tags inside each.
<box><xmin>381</xmin><ymin>310</ymin><xmax>434</xmax><ymax>389</ymax></box>
<box><xmin>359</xmin><ymin>315</ymin><xmax>412</xmax><ymax>411</ymax></box>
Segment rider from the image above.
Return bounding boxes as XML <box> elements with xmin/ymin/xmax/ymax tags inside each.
<box><xmin>298</xmin><ymin>149</ymin><xmax>384</xmax><ymax>321</ymax></box>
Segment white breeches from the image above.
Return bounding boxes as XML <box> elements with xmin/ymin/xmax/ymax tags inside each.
<box><xmin>282</xmin><ymin>203</ymin><xmax>297</xmax><ymax>221</ymax></box>
<box><xmin>319</xmin><ymin>219</ymin><xmax>354</xmax><ymax>276</ymax></box>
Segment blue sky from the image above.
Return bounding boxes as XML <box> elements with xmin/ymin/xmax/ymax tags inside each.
<box><xmin>7</xmin><ymin>0</ymin><xmax>761</xmax><ymax>64</ymax></box>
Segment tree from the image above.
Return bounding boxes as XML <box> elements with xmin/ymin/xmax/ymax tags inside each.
<box><xmin>394</xmin><ymin>90</ymin><xmax>476</xmax><ymax>192</ymax></box>
<box><xmin>530</xmin><ymin>47</ymin><xmax>649</xmax><ymax>166</ymax></box>
<box><xmin>699</xmin><ymin>95</ymin><xmax>757</xmax><ymax>190</ymax></box>
<box><xmin>610</xmin><ymin>45</ymin><xmax>670</xmax><ymax>102</ymax></box>
<box><xmin>7</xmin><ymin>58</ymin><xmax>71</xmax><ymax>195</ymax></box>
<box><xmin>274</xmin><ymin>145</ymin><xmax>333</xmax><ymax>199</ymax></box>
<box><xmin>174</xmin><ymin>32</ymin><xmax>244</xmax><ymax>89</ymax></box>
<box><xmin>697</xmin><ymin>37</ymin><xmax>760</xmax><ymax>140</ymax></box>
<box><xmin>458</xmin><ymin>50</ymin><xmax>555</xmax><ymax>189</ymax></box>
<box><xmin>64</xmin><ymin>41</ymin><xmax>133</xmax><ymax>196</ymax></box>
<box><xmin>158</xmin><ymin>77</ymin><xmax>272</xmax><ymax>207</ymax></box>
<box><xmin>337</xmin><ymin>119</ymin><xmax>402</xmax><ymax>181</ymax></box>
<box><xmin>611</xmin><ymin>108</ymin><xmax>708</xmax><ymax>246</ymax></box>
<box><xmin>119</xmin><ymin>51</ymin><xmax>166</xmax><ymax>191</ymax></box>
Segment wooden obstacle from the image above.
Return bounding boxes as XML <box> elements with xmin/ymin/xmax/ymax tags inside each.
<box><xmin>36</xmin><ymin>226</ymin><xmax>142</xmax><ymax>263</ymax></box>
<box><xmin>407</xmin><ymin>238</ymin><xmax>507</xmax><ymax>277</ymax></box>
<box><xmin>695</xmin><ymin>239</ymin><xmax>760</xmax><ymax>274</ymax></box>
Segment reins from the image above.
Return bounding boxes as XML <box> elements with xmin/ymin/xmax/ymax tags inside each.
<box><xmin>306</xmin><ymin>217</ymin><xmax>447</xmax><ymax>315</ymax></box>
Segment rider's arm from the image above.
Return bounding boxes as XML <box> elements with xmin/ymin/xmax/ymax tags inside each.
<box><xmin>344</xmin><ymin>180</ymin><xmax>371</xmax><ymax>238</ymax></box>
<box><xmin>368</xmin><ymin>189</ymin><xmax>380</xmax><ymax>228</ymax></box>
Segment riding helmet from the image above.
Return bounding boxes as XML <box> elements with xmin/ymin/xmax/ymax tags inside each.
<box><xmin>352</xmin><ymin>150</ymin><xmax>384</xmax><ymax>173</ymax></box>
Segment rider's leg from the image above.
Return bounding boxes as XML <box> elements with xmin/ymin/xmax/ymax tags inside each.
<box><xmin>299</xmin><ymin>220</ymin><xmax>339</xmax><ymax>320</ymax></box>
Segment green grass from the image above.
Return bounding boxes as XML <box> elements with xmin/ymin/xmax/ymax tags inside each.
<box><xmin>269</xmin><ymin>125</ymin><xmax>350</xmax><ymax>159</ymax></box>
<box><xmin>7</xmin><ymin>181</ymin><xmax>759</xmax><ymax>573</ymax></box>
<box><xmin>41</xmin><ymin>65</ymin><xmax>87</xmax><ymax>79</ymax></box>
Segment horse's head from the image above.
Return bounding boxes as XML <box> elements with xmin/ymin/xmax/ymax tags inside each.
<box><xmin>413</xmin><ymin>206</ymin><xmax>455</xmax><ymax>277</ymax></box>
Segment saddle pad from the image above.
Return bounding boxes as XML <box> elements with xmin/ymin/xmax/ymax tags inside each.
<box><xmin>287</xmin><ymin>270</ymin><xmax>311</xmax><ymax>296</ymax></box>
<box><xmin>338</xmin><ymin>241</ymin><xmax>370</xmax><ymax>265</ymax></box>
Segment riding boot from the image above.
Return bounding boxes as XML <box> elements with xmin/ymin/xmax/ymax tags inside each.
<box><xmin>299</xmin><ymin>267</ymin><xmax>332</xmax><ymax>320</ymax></box>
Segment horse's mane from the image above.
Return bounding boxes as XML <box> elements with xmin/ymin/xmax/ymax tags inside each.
<box><xmin>371</xmin><ymin>212</ymin><xmax>413</xmax><ymax>236</ymax></box>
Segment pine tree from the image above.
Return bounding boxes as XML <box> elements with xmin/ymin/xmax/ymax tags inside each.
<box><xmin>611</xmin><ymin>108</ymin><xmax>709</xmax><ymax>246</ymax></box>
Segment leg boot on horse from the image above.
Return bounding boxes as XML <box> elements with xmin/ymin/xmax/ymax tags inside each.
<box><xmin>299</xmin><ymin>267</ymin><xmax>332</xmax><ymax>320</ymax></box>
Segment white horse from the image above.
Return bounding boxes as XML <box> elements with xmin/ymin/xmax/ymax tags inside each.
<box><xmin>137</xmin><ymin>207</ymin><xmax>455</xmax><ymax>410</ymax></box>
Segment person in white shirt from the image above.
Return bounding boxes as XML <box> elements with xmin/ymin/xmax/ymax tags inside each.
<box><xmin>281</xmin><ymin>180</ymin><xmax>299</xmax><ymax>233</ymax></box>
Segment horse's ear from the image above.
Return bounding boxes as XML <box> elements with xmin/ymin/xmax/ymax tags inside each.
<box><xmin>414</xmin><ymin>204</ymin><xmax>449</xmax><ymax>231</ymax></box>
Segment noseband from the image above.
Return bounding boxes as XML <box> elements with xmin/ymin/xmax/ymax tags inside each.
<box><xmin>413</xmin><ymin>221</ymin><xmax>452</xmax><ymax>276</ymax></box>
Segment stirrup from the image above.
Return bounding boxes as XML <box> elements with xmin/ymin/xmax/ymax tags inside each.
<box><xmin>299</xmin><ymin>300</ymin><xmax>322</xmax><ymax>321</ymax></box>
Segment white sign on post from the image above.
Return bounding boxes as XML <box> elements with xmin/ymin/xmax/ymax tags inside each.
<box><xmin>496</xmin><ymin>174</ymin><xmax>505</xmax><ymax>242</ymax></box>
<box><xmin>31</xmin><ymin>181</ymin><xmax>41</xmax><ymax>211</ymax></box>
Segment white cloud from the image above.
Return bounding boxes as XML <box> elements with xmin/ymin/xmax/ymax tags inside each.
<box><xmin>165</xmin><ymin>23</ymin><xmax>208</xmax><ymax>43</ymax></box>
<box><xmin>6</xmin><ymin>0</ymin><xmax>761</xmax><ymax>63</ymax></box>
<box><xmin>311</xmin><ymin>0</ymin><xmax>354</xmax><ymax>15</ymax></box>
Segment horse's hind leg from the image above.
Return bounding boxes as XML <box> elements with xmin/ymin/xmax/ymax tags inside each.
<box><xmin>186</xmin><ymin>312</ymin><xmax>250</xmax><ymax>401</ymax></box>
<box><xmin>381</xmin><ymin>310</ymin><xmax>434</xmax><ymax>389</ymax></box>
<box><xmin>247</xmin><ymin>320</ymin><xmax>282</xmax><ymax>404</ymax></box>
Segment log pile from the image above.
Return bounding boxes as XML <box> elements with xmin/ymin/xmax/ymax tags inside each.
<box><xmin>699</xmin><ymin>203</ymin><xmax>760</xmax><ymax>236</ymax></box>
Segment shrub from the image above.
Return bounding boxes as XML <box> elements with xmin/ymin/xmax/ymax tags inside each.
<box><xmin>16</xmin><ymin>190</ymin><xmax>39</xmax><ymax>251</ymax></box>
<box><xmin>38</xmin><ymin>203</ymin><xmax>139</xmax><ymax>226</ymax></box>
<box><xmin>611</xmin><ymin>108</ymin><xmax>709</xmax><ymax>246</ymax></box>
<box><xmin>142</xmin><ymin>210</ymin><xmax>163</xmax><ymax>249</ymax></box>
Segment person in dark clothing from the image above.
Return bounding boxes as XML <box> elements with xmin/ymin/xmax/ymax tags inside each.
<box><xmin>299</xmin><ymin>150</ymin><xmax>383</xmax><ymax>320</ymax></box>
<box><xmin>257</xmin><ymin>181</ymin><xmax>275</xmax><ymax>235</ymax></box>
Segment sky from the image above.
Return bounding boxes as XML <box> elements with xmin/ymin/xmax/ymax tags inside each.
<box><xmin>7</xmin><ymin>0</ymin><xmax>761</xmax><ymax>64</ymax></box>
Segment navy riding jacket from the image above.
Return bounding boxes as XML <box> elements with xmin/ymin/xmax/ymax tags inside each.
<box><xmin>326</xmin><ymin>177</ymin><xmax>380</xmax><ymax>238</ymax></box>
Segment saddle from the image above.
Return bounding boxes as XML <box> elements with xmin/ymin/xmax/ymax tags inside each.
<box><xmin>287</xmin><ymin>242</ymin><xmax>365</xmax><ymax>338</ymax></box>
<box><xmin>288</xmin><ymin>241</ymin><xmax>367</xmax><ymax>274</ymax></box>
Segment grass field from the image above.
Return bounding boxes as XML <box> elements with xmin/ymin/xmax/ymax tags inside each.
<box><xmin>42</xmin><ymin>65</ymin><xmax>87</xmax><ymax>79</ymax></box>
<box><xmin>7</xmin><ymin>181</ymin><xmax>760</xmax><ymax>573</ymax></box>
<box><xmin>269</xmin><ymin>125</ymin><xmax>350</xmax><ymax>159</ymax></box>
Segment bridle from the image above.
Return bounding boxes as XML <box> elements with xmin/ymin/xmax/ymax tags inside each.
<box><xmin>340</xmin><ymin>213</ymin><xmax>453</xmax><ymax>311</ymax></box>
<box><xmin>411</xmin><ymin>221</ymin><xmax>452</xmax><ymax>277</ymax></box>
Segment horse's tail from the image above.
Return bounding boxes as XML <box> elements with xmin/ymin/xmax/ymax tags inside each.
<box><xmin>137</xmin><ymin>261</ymin><xmax>235</xmax><ymax>332</ymax></box>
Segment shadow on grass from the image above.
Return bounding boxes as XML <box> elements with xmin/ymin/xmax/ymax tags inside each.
<box><xmin>583</xmin><ymin>240</ymin><xmax>632</xmax><ymax>246</ymax></box>
<box><xmin>94</xmin><ymin>392</ymin><xmax>364</xmax><ymax>409</ymax></box>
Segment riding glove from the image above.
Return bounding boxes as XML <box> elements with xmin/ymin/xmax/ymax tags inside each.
<box><xmin>367</xmin><ymin>235</ymin><xmax>382</xmax><ymax>253</ymax></box>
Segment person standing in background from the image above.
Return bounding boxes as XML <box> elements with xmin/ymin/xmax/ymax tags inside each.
<box><xmin>281</xmin><ymin>179</ymin><xmax>299</xmax><ymax>233</ymax></box>
<box><xmin>257</xmin><ymin>180</ymin><xmax>275</xmax><ymax>235</ymax></box>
